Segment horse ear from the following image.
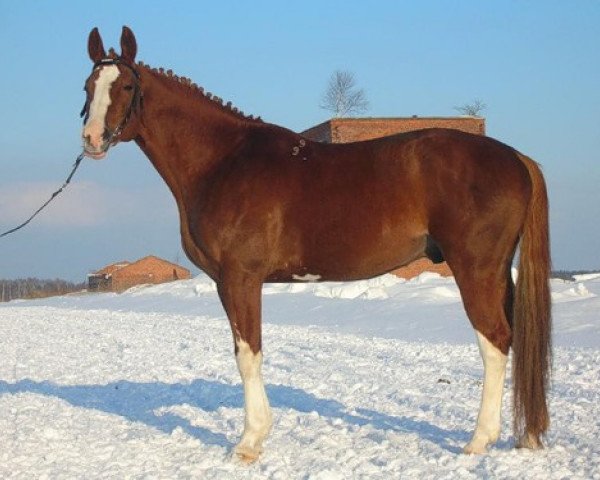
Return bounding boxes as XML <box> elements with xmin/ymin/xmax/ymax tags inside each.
<box><xmin>88</xmin><ymin>27</ymin><xmax>106</xmax><ymax>63</ymax></box>
<box><xmin>120</xmin><ymin>26</ymin><xmax>137</xmax><ymax>63</ymax></box>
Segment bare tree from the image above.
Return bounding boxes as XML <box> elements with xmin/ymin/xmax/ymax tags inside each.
<box><xmin>454</xmin><ymin>99</ymin><xmax>486</xmax><ymax>117</ymax></box>
<box><xmin>320</xmin><ymin>70</ymin><xmax>369</xmax><ymax>117</ymax></box>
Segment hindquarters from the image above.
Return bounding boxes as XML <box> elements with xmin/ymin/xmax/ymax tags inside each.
<box><xmin>421</xmin><ymin>133</ymin><xmax>531</xmax><ymax>323</ymax></box>
<box><xmin>418</xmin><ymin>132</ymin><xmax>550</xmax><ymax>447</ymax></box>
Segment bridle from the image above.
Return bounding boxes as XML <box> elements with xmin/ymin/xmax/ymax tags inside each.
<box><xmin>80</xmin><ymin>57</ymin><xmax>143</xmax><ymax>148</ymax></box>
<box><xmin>2</xmin><ymin>60</ymin><xmax>143</xmax><ymax>238</ymax></box>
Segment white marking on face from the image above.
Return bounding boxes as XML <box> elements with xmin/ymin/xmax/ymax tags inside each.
<box><xmin>83</xmin><ymin>65</ymin><xmax>120</xmax><ymax>151</ymax></box>
<box><xmin>235</xmin><ymin>339</ymin><xmax>272</xmax><ymax>456</ymax></box>
<box><xmin>292</xmin><ymin>273</ymin><xmax>322</xmax><ymax>282</ymax></box>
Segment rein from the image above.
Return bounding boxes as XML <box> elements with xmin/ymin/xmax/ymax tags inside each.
<box><xmin>0</xmin><ymin>151</ymin><xmax>85</xmax><ymax>238</ymax></box>
<box><xmin>1</xmin><ymin>58</ymin><xmax>142</xmax><ymax>239</ymax></box>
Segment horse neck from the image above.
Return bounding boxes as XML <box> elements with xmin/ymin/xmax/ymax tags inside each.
<box><xmin>133</xmin><ymin>69</ymin><xmax>248</xmax><ymax>201</ymax></box>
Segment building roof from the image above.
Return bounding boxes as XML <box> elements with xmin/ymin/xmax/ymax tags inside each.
<box><xmin>90</xmin><ymin>255</ymin><xmax>190</xmax><ymax>278</ymax></box>
<box><xmin>92</xmin><ymin>261</ymin><xmax>131</xmax><ymax>277</ymax></box>
<box><xmin>126</xmin><ymin>255</ymin><xmax>190</xmax><ymax>273</ymax></box>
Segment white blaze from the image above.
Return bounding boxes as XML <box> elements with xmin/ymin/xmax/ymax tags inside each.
<box><xmin>83</xmin><ymin>65</ymin><xmax>120</xmax><ymax>150</ymax></box>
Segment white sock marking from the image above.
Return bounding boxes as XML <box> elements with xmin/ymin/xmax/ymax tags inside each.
<box><xmin>235</xmin><ymin>339</ymin><xmax>272</xmax><ymax>455</ymax></box>
<box><xmin>465</xmin><ymin>331</ymin><xmax>508</xmax><ymax>453</ymax></box>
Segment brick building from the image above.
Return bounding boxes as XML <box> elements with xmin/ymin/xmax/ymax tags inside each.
<box><xmin>301</xmin><ymin>116</ymin><xmax>485</xmax><ymax>144</ymax></box>
<box><xmin>88</xmin><ymin>255</ymin><xmax>191</xmax><ymax>292</ymax></box>
<box><xmin>301</xmin><ymin>116</ymin><xmax>487</xmax><ymax>278</ymax></box>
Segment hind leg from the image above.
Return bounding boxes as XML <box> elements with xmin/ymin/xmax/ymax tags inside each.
<box><xmin>452</xmin><ymin>266</ymin><xmax>513</xmax><ymax>454</ymax></box>
<box><xmin>464</xmin><ymin>329</ymin><xmax>508</xmax><ymax>453</ymax></box>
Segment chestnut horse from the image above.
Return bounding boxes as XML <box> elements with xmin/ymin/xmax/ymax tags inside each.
<box><xmin>81</xmin><ymin>27</ymin><xmax>551</xmax><ymax>462</ymax></box>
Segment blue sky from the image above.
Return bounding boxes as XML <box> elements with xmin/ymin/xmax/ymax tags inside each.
<box><xmin>1</xmin><ymin>1</ymin><xmax>599</xmax><ymax>281</ymax></box>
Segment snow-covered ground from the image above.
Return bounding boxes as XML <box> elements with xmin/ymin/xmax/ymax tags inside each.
<box><xmin>0</xmin><ymin>273</ymin><xmax>599</xmax><ymax>478</ymax></box>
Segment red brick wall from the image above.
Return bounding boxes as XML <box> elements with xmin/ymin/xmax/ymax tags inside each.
<box><xmin>301</xmin><ymin>117</ymin><xmax>485</xmax><ymax>144</ymax></box>
<box><xmin>334</xmin><ymin>117</ymin><xmax>484</xmax><ymax>142</ymax></box>
<box><xmin>392</xmin><ymin>258</ymin><xmax>453</xmax><ymax>279</ymax></box>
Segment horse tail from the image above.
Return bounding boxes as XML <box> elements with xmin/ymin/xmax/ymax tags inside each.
<box><xmin>512</xmin><ymin>152</ymin><xmax>552</xmax><ymax>447</ymax></box>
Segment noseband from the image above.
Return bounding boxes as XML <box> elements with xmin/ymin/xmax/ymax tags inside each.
<box><xmin>80</xmin><ymin>57</ymin><xmax>143</xmax><ymax>146</ymax></box>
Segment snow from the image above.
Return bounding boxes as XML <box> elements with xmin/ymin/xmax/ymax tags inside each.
<box><xmin>1</xmin><ymin>272</ymin><xmax>599</xmax><ymax>478</ymax></box>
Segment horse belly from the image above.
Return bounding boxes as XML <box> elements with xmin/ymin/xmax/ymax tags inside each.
<box><xmin>278</xmin><ymin>207</ymin><xmax>426</xmax><ymax>282</ymax></box>
<box><xmin>315</xmin><ymin>233</ymin><xmax>426</xmax><ymax>281</ymax></box>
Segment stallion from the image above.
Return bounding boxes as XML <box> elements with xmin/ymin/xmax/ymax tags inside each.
<box><xmin>81</xmin><ymin>26</ymin><xmax>551</xmax><ymax>462</ymax></box>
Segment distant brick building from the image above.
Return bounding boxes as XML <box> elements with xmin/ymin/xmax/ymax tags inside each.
<box><xmin>301</xmin><ymin>116</ymin><xmax>487</xmax><ymax>279</ymax></box>
<box><xmin>301</xmin><ymin>116</ymin><xmax>485</xmax><ymax>144</ymax></box>
<box><xmin>88</xmin><ymin>255</ymin><xmax>191</xmax><ymax>292</ymax></box>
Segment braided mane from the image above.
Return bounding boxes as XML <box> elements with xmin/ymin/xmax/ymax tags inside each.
<box><xmin>135</xmin><ymin>57</ymin><xmax>262</xmax><ymax>123</ymax></box>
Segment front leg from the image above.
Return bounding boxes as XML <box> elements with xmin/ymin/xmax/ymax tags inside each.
<box><xmin>217</xmin><ymin>274</ymin><xmax>272</xmax><ymax>463</ymax></box>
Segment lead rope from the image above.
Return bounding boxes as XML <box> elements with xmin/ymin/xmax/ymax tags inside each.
<box><xmin>0</xmin><ymin>151</ymin><xmax>85</xmax><ymax>238</ymax></box>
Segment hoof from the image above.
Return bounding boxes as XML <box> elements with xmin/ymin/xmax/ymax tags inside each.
<box><xmin>463</xmin><ymin>441</ymin><xmax>488</xmax><ymax>455</ymax></box>
<box><xmin>516</xmin><ymin>432</ymin><xmax>543</xmax><ymax>450</ymax></box>
<box><xmin>234</xmin><ymin>443</ymin><xmax>262</xmax><ymax>464</ymax></box>
<box><xmin>463</xmin><ymin>430</ymin><xmax>498</xmax><ymax>454</ymax></box>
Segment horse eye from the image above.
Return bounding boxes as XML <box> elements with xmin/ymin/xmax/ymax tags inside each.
<box><xmin>123</xmin><ymin>85</ymin><xmax>134</xmax><ymax>91</ymax></box>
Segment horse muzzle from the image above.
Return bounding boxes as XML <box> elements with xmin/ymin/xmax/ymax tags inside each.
<box><xmin>82</xmin><ymin>138</ymin><xmax>109</xmax><ymax>159</ymax></box>
<box><xmin>82</xmin><ymin>130</ymin><xmax>111</xmax><ymax>160</ymax></box>
<box><xmin>83</xmin><ymin>148</ymin><xmax>107</xmax><ymax>160</ymax></box>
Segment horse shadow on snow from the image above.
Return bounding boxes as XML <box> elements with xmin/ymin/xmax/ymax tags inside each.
<box><xmin>0</xmin><ymin>378</ymin><xmax>476</xmax><ymax>453</ymax></box>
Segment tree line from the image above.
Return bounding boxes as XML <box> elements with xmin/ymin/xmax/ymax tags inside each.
<box><xmin>551</xmin><ymin>270</ymin><xmax>600</xmax><ymax>281</ymax></box>
<box><xmin>0</xmin><ymin>278</ymin><xmax>86</xmax><ymax>302</ymax></box>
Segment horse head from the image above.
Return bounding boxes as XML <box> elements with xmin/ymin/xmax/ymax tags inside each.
<box><xmin>81</xmin><ymin>26</ymin><xmax>142</xmax><ymax>159</ymax></box>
